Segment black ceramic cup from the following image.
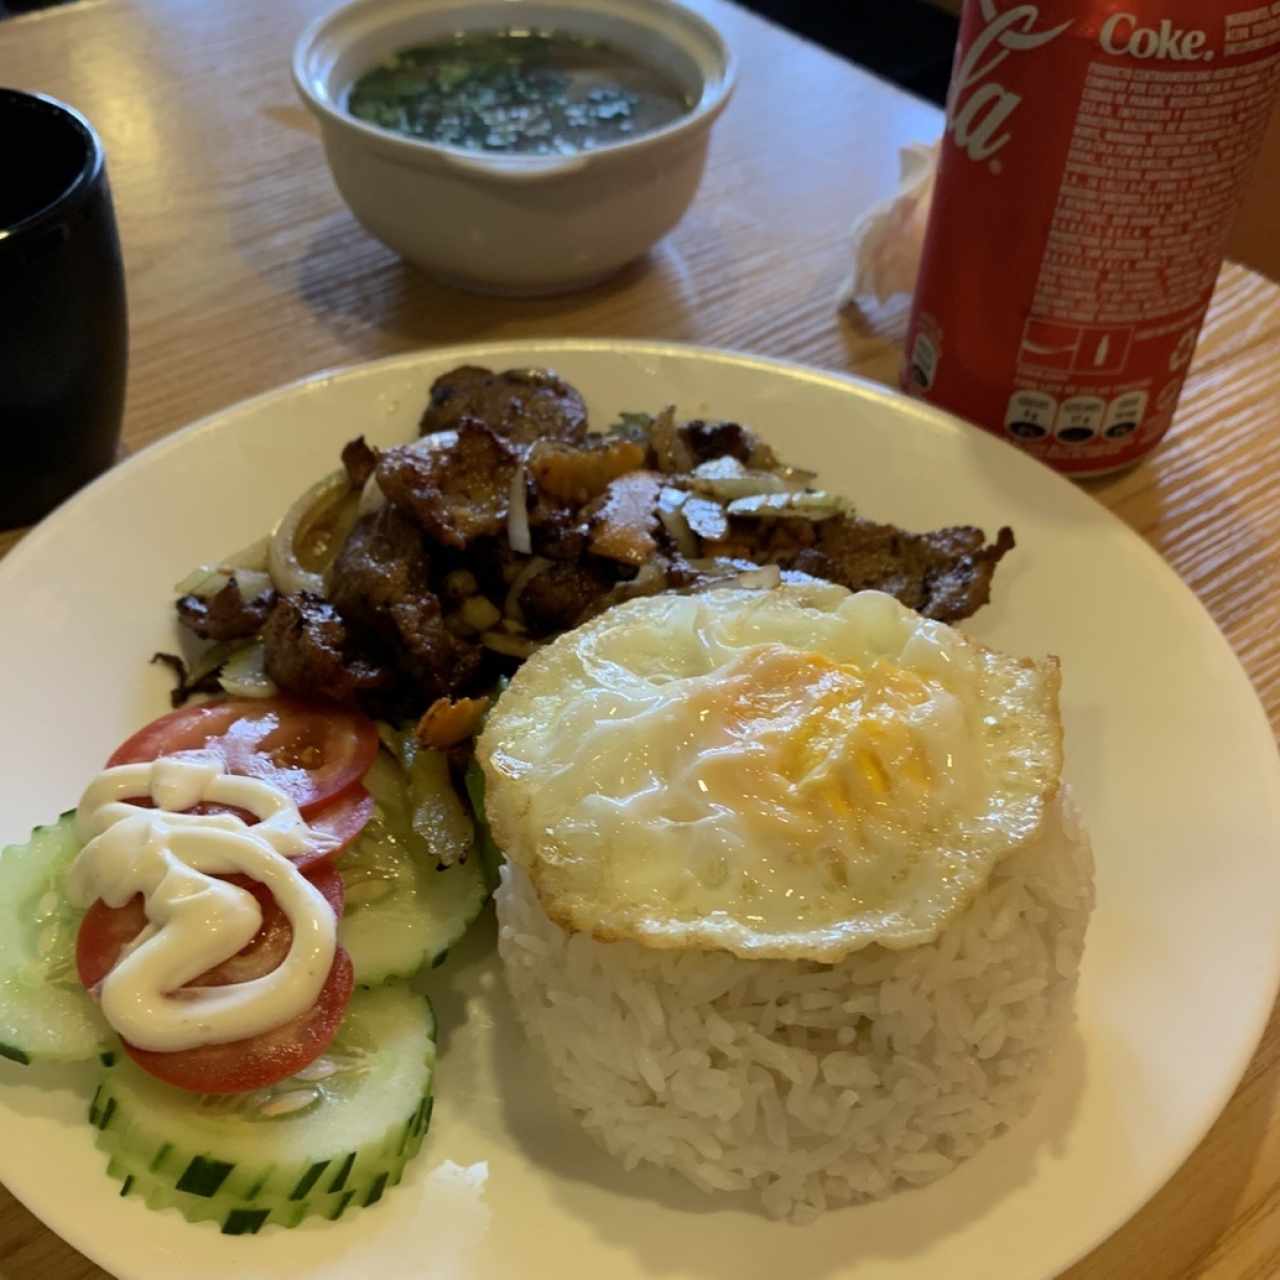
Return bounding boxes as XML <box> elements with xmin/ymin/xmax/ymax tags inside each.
<box><xmin>0</xmin><ymin>89</ymin><xmax>127</xmax><ymax>529</ymax></box>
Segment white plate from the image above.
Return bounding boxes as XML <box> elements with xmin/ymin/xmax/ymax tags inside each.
<box><xmin>1</xmin><ymin>340</ymin><xmax>1278</xmax><ymax>1280</ymax></box>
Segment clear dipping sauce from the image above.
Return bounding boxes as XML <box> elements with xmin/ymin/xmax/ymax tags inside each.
<box><xmin>347</xmin><ymin>30</ymin><xmax>694</xmax><ymax>155</ymax></box>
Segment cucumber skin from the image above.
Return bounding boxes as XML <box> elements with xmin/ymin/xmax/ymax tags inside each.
<box><xmin>0</xmin><ymin>813</ymin><xmax>111</xmax><ymax>1065</ymax></box>
<box><xmin>96</xmin><ymin>1090</ymin><xmax>432</xmax><ymax>1215</ymax></box>
<box><xmin>93</xmin><ymin>987</ymin><xmax>436</xmax><ymax>1232</ymax></box>
<box><xmin>464</xmin><ymin>763</ymin><xmax>505</xmax><ymax>893</ymax></box>
<box><xmin>103</xmin><ymin>1096</ymin><xmax>431</xmax><ymax>1233</ymax></box>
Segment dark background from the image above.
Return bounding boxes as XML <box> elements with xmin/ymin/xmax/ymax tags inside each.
<box><xmin>737</xmin><ymin>1</ymin><xmax>958</xmax><ymax>106</ymax></box>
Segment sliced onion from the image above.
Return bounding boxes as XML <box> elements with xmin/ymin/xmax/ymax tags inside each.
<box><xmin>678</xmin><ymin>556</ymin><xmax>766</xmax><ymax>591</ymax></box>
<box><xmin>736</xmin><ymin>564</ymin><xmax>782</xmax><ymax>589</ymax></box>
<box><xmin>233</xmin><ymin>569</ymin><xmax>275</xmax><ymax>604</ymax></box>
<box><xmin>507</xmin><ymin>463</ymin><xmax>532</xmax><ymax>555</ymax></box>
<box><xmin>225</xmin><ymin>534</ymin><xmax>271</xmax><ymax>572</ymax></box>
<box><xmin>460</xmin><ymin>596</ymin><xmax>502</xmax><ymax>632</ymax></box>
<box><xmin>377</xmin><ymin>721</ymin><xmax>407</xmax><ymax>762</ymax></box>
<box><xmin>217</xmin><ymin>640</ymin><xmax>278</xmax><ymax>699</ymax></box>
<box><xmin>269</xmin><ymin>470</ymin><xmax>351</xmax><ymax>596</ymax></box>
<box><xmin>172</xmin><ymin>534</ymin><xmax>270</xmax><ymax>597</ymax></box>
<box><xmin>656</xmin><ymin>487</ymin><xmax>698</xmax><ymax>558</ymax></box>
<box><xmin>482</xmin><ymin>631</ymin><xmax>542</xmax><ymax>659</ymax></box>
<box><xmin>775</xmin><ymin>465</ymin><xmax>819</xmax><ymax>490</ymax></box>
<box><xmin>608</xmin><ymin>558</ymin><xmax>668</xmax><ymax>605</ymax></box>
<box><xmin>682</xmin><ymin>496</ymin><xmax>729</xmax><ymax>543</ymax></box>
<box><xmin>689</xmin><ymin>457</ymin><xmax>789</xmax><ymax>501</ymax></box>
<box><xmin>407</xmin><ymin>748</ymin><xmax>473</xmax><ymax>868</ymax></box>
<box><xmin>173</xmin><ymin>568</ymin><xmax>231</xmax><ymax>599</ymax></box>
<box><xmin>725</xmin><ymin>491</ymin><xmax>848</xmax><ymax>520</ymax></box>
<box><xmin>357</xmin><ymin>470</ymin><xmax>386</xmax><ymax>518</ymax></box>
<box><xmin>684</xmin><ymin>557</ymin><xmax>759</xmax><ymax>571</ymax></box>
<box><xmin>183</xmin><ymin>640</ymin><xmax>235</xmax><ymax>688</ymax></box>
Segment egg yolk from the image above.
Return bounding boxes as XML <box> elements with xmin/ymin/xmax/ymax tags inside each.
<box><xmin>684</xmin><ymin>645</ymin><xmax>958</xmax><ymax>836</ymax></box>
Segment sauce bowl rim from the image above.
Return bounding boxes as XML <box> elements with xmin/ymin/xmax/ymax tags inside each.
<box><xmin>291</xmin><ymin>0</ymin><xmax>737</xmax><ymax>181</ymax></box>
<box><xmin>0</xmin><ymin>89</ymin><xmax>106</xmax><ymax>244</ymax></box>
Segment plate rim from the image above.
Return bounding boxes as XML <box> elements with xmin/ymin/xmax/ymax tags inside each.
<box><xmin>3</xmin><ymin>337</ymin><xmax>1278</xmax><ymax>1280</ymax></box>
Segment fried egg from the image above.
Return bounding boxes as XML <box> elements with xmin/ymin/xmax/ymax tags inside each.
<box><xmin>479</xmin><ymin>584</ymin><xmax>1062</xmax><ymax>961</ymax></box>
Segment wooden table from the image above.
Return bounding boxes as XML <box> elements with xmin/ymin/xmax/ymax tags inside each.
<box><xmin>1</xmin><ymin>1</ymin><xmax>1278</xmax><ymax>1276</ymax></box>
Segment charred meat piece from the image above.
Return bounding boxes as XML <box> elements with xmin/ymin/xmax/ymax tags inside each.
<box><xmin>246</xmin><ymin>369</ymin><xmax>1019</xmax><ymax>729</ymax></box>
<box><xmin>329</xmin><ymin>506</ymin><xmax>432</xmax><ymax>624</ymax></box>
<box><xmin>419</xmin><ymin>366</ymin><xmax>588</xmax><ymax>446</ymax></box>
<box><xmin>518</xmin><ymin>561</ymin><xmax>615</xmax><ymax>634</ymax></box>
<box><xmin>389</xmin><ymin>591</ymin><xmax>484</xmax><ymax>698</ymax></box>
<box><xmin>679</xmin><ymin>420</ymin><xmax>752</xmax><ymax>464</ymax></box>
<box><xmin>525</xmin><ymin>476</ymin><xmax>591</xmax><ymax>562</ymax></box>
<box><xmin>530</xmin><ymin>504</ymin><xmax>590</xmax><ymax>562</ymax></box>
<box><xmin>700</xmin><ymin>515</ymin><xmax>818</xmax><ymax>565</ymax></box>
<box><xmin>646</xmin><ymin>411</ymin><xmax>779</xmax><ymax>474</ymax></box>
<box><xmin>177</xmin><ymin>577</ymin><xmax>276</xmax><ymax>642</ymax></box>
<box><xmin>329</xmin><ymin>506</ymin><xmax>484</xmax><ymax>700</ymax></box>
<box><xmin>262</xmin><ymin>593</ymin><xmax>391</xmax><ymax>704</ymax></box>
<box><xmin>585</xmin><ymin>471</ymin><xmax>664</xmax><ymax>567</ymax></box>
<box><xmin>676</xmin><ymin>420</ymin><xmax>777</xmax><ymax>469</ymax></box>
<box><xmin>341</xmin><ymin>436</ymin><xmax>379</xmax><ymax>490</ymax></box>
<box><xmin>911</xmin><ymin>524</ymin><xmax>1016</xmax><ymax>621</ymax></box>
<box><xmin>785</xmin><ymin>517</ymin><xmax>1016</xmax><ymax>622</ymax></box>
<box><xmin>377</xmin><ymin>419</ymin><xmax>518</xmax><ymax>550</ymax></box>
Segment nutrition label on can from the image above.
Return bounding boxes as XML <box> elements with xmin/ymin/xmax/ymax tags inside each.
<box><xmin>1010</xmin><ymin>19</ymin><xmax>1280</xmax><ymax>460</ymax></box>
<box><xmin>1034</xmin><ymin>50</ymin><xmax>1280</xmax><ymax>329</ymax></box>
<box><xmin>1226</xmin><ymin>4</ymin><xmax>1280</xmax><ymax>55</ymax></box>
<box><xmin>904</xmin><ymin>0</ymin><xmax>1280</xmax><ymax>474</ymax></box>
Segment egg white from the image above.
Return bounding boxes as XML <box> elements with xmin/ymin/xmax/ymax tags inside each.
<box><xmin>480</xmin><ymin>584</ymin><xmax>1062</xmax><ymax>960</ymax></box>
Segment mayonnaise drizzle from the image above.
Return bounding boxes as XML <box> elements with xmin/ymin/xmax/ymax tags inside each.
<box><xmin>67</xmin><ymin>755</ymin><xmax>339</xmax><ymax>1054</ymax></box>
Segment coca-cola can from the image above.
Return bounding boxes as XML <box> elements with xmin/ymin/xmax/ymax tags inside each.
<box><xmin>903</xmin><ymin>0</ymin><xmax>1280</xmax><ymax>475</ymax></box>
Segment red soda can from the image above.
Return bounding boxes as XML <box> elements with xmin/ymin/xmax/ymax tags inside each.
<box><xmin>903</xmin><ymin>0</ymin><xmax>1280</xmax><ymax>475</ymax></box>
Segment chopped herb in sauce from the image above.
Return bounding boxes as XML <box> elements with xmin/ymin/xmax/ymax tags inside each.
<box><xmin>347</xmin><ymin>30</ymin><xmax>693</xmax><ymax>155</ymax></box>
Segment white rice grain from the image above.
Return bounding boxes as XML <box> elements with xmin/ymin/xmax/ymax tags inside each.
<box><xmin>496</xmin><ymin>790</ymin><xmax>1094</xmax><ymax>1221</ymax></box>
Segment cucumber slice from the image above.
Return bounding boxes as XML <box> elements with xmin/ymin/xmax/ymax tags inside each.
<box><xmin>107</xmin><ymin>1142</ymin><xmax>421</xmax><ymax>1231</ymax></box>
<box><xmin>94</xmin><ymin>984</ymin><xmax>435</xmax><ymax>1232</ymax></box>
<box><xmin>464</xmin><ymin>762</ymin><xmax>504</xmax><ymax>892</ymax></box>
<box><xmin>340</xmin><ymin>752</ymin><xmax>488</xmax><ymax>986</ymax></box>
<box><xmin>0</xmin><ymin>813</ymin><xmax>110</xmax><ymax>1064</ymax></box>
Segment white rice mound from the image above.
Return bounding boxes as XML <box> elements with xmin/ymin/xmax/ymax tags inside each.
<box><xmin>496</xmin><ymin>791</ymin><xmax>1094</xmax><ymax>1222</ymax></box>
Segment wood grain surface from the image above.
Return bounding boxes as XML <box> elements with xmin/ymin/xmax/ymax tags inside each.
<box><xmin>0</xmin><ymin>1</ymin><xmax>1277</xmax><ymax>1277</ymax></box>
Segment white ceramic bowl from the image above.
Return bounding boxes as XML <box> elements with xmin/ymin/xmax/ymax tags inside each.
<box><xmin>292</xmin><ymin>0</ymin><xmax>736</xmax><ymax>296</ymax></box>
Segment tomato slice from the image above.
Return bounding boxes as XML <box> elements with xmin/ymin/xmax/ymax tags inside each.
<box><xmin>77</xmin><ymin>866</ymin><xmax>353</xmax><ymax>1093</ymax></box>
<box><xmin>122</xmin><ymin>788</ymin><xmax>372</xmax><ymax>873</ymax></box>
<box><xmin>123</xmin><ymin>949</ymin><xmax>354</xmax><ymax>1095</ymax></box>
<box><xmin>293</xmin><ymin>786</ymin><xmax>374</xmax><ymax>872</ymax></box>
<box><xmin>76</xmin><ymin>867</ymin><xmax>345</xmax><ymax>990</ymax></box>
<box><xmin>106</xmin><ymin>698</ymin><xmax>378</xmax><ymax>816</ymax></box>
